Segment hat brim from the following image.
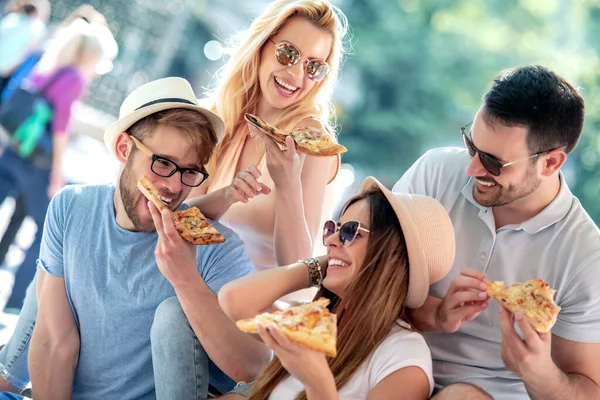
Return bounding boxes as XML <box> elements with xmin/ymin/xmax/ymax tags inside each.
<box><xmin>359</xmin><ymin>177</ymin><xmax>430</xmax><ymax>309</ymax></box>
<box><xmin>104</xmin><ymin>102</ymin><xmax>225</xmax><ymax>157</ymax></box>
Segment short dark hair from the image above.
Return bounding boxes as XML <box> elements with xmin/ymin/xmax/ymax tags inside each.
<box><xmin>482</xmin><ymin>65</ymin><xmax>585</xmax><ymax>154</ymax></box>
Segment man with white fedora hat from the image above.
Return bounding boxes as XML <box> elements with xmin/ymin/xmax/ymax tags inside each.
<box><xmin>0</xmin><ymin>77</ymin><xmax>271</xmax><ymax>399</ymax></box>
<box><xmin>395</xmin><ymin>66</ymin><xmax>600</xmax><ymax>400</ymax></box>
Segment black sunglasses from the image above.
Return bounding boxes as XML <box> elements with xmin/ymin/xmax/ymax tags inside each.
<box><xmin>322</xmin><ymin>220</ymin><xmax>370</xmax><ymax>247</ymax></box>
<box><xmin>461</xmin><ymin>123</ymin><xmax>553</xmax><ymax>177</ymax></box>
<box><xmin>130</xmin><ymin>135</ymin><xmax>209</xmax><ymax>187</ymax></box>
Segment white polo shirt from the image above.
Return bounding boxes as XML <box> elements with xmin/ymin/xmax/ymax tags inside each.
<box><xmin>393</xmin><ymin>147</ymin><xmax>600</xmax><ymax>400</ymax></box>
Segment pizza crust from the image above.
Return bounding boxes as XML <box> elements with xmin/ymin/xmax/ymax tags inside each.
<box><xmin>137</xmin><ymin>176</ymin><xmax>225</xmax><ymax>246</ymax></box>
<box><xmin>137</xmin><ymin>176</ymin><xmax>170</xmax><ymax>213</ymax></box>
<box><xmin>244</xmin><ymin>113</ymin><xmax>347</xmax><ymax>157</ymax></box>
<box><xmin>236</xmin><ymin>298</ymin><xmax>337</xmax><ymax>357</ymax></box>
<box><xmin>487</xmin><ymin>278</ymin><xmax>561</xmax><ymax>333</ymax></box>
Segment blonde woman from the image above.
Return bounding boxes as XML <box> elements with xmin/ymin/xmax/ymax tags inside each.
<box><xmin>189</xmin><ymin>0</ymin><xmax>349</xmax><ymax>278</ymax></box>
<box><xmin>213</xmin><ymin>177</ymin><xmax>456</xmax><ymax>399</ymax></box>
<box><xmin>0</xmin><ymin>19</ymin><xmax>118</xmax><ymax>311</ymax></box>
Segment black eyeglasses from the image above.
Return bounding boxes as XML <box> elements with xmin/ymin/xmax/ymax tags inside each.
<box><xmin>461</xmin><ymin>123</ymin><xmax>553</xmax><ymax>177</ymax></box>
<box><xmin>322</xmin><ymin>220</ymin><xmax>370</xmax><ymax>247</ymax></box>
<box><xmin>269</xmin><ymin>39</ymin><xmax>330</xmax><ymax>82</ymax></box>
<box><xmin>129</xmin><ymin>135</ymin><xmax>209</xmax><ymax>187</ymax></box>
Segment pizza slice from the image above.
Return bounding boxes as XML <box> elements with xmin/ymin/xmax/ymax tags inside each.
<box><xmin>236</xmin><ymin>297</ymin><xmax>337</xmax><ymax>357</ymax></box>
<box><xmin>172</xmin><ymin>207</ymin><xmax>225</xmax><ymax>245</ymax></box>
<box><xmin>486</xmin><ymin>278</ymin><xmax>561</xmax><ymax>333</ymax></box>
<box><xmin>244</xmin><ymin>113</ymin><xmax>347</xmax><ymax>157</ymax></box>
<box><xmin>137</xmin><ymin>176</ymin><xmax>225</xmax><ymax>245</ymax></box>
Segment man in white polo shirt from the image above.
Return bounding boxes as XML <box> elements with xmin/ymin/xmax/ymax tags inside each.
<box><xmin>394</xmin><ymin>65</ymin><xmax>600</xmax><ymax>400</ymax></box>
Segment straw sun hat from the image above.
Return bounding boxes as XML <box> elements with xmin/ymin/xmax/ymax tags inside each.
<box><xmin>359</xmin><ymin>177</ymin><xmax>456</xmax><ymax>309</ymax></box>
<box><xmin>104</xmin><ymin>77</ymin><xmax>225</xmax><ymax>156</ymax></box>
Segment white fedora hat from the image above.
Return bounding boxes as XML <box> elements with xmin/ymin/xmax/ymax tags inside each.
<box><xmin>359</xmin><ymin>177</ymin><xmax>455</xmax><ymax>309</ymax></box>
<box><xmin>104</xmin><ymin>77</ymin><xmax>225</xmax><ymax>157</ymax></box>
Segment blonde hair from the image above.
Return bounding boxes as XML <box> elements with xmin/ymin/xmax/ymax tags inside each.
<box><xmin>36</xmin><ymin>18</ymin><xmax>118</xmax><ymax>75</ymax></box>
<box><xmin>248</xmin><ymin>188</ymin><xmax>412</xmax><ymax>400</ymax></box>
<box><xmin>206</xmin><ymin>0</ymin><xmax>348</xmax><ymax>171</ymax></box>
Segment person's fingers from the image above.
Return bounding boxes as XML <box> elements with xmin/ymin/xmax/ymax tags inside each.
<box><xmin>447</xmin><ymin>290</ymin><xmax>489</xmax><ymax>309</ymax></box>
<box><xmin>238</xmin><ymin>171</ymin><xmax>263</xmax><ymax>194</ymax></box>
<box><xmin>284</xmin><ymin>136</ymin><xmax>297</xmax><ymax>160</ymax></box>
<box><xmin>232</xmin><ymin>177</ymin><xmax>259</xmax><ymax>199</ymax></box>
<box><xmin>449</xmin><ymin>275</ymin><xmax>489</xmax><ymax>294</ymax></box>
<box><xmin>514</xmin><ymin>312</ymin><xmax>542</xmax><ymax>351</ymax></box>
<box><xmin>247</xmin><ymin>165</ymin><xmax>262</xmax><ymax>180</ymax></box>
<box><xmin>498</xmin><ymin>306</ymin><xmax>527</xmax><ymax>354</ymax></box>
<box><xmin>259</xmin><ymin>183</ymin><xmax>272</xmax><ymax>195</ymax></box>
<box><xmin>267</xmin><ymin>324</ymin><xmax>295</xmax><ymax>350</ymax></box>
<box><xmin>460</xmin><ymin>267</ymin><xmax>490</xmax><ymax>284</ymax></box>
<box><xmin>447</xmin><ymin>302</ymin><xmax>489</xmax><ymax>322</ymax></box>
<box><xmin>148</xmin><ymin>201</ymin><xmax>167</xmax><ymax>240</ymax></box>
<box><xmin>257</xmin><ymin>323</ymin><xmax>281</xmax><ymax>352</ymax></box>
<box><xmin>160</xmin><ymin>208</ymin><xmax>179</xmax><ymax>243</ymax></box>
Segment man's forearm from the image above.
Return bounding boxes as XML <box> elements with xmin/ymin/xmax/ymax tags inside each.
<box><xmin>175</xmin><ymin>275</ymin><xmax>272</xmax><ymax>382</ymax></box>
<box><xmin>30</xmin><ymin>334</ymin><xmax>79</xmax><ymax>399</ymax></box>
<box><xmin>525</xmin><ymin>365</ymin><xmax>600</xmax><ymax>400</ymax></box>
<box><xmin>407</xmin><ymin>295</ymin><xmax>442</xmax><ymax>332</ymax></box>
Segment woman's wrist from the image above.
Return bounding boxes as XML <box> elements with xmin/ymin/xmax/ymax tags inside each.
<box><xmin>298</xmin><ymin>257</ymin><xmax>326</xmax><ymax>288</ymax></box>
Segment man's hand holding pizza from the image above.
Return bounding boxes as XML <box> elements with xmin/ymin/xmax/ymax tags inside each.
<box><xmin>435</xmin><ymin>268</ymin><xmax>491</xmax><ymax>332</ymax></box>
<box><xmin>498</xmin><ymin>305</ymin><xmax>557</xmax><ymax>387</ymax></box>
<box><xmin>148</xmin><ymin>201</ymin><xmax>200</xmax><ymax>289</ymax></box>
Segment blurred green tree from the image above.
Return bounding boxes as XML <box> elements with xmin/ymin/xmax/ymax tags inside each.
<box><xmin>337</xmin><ymin>0</ymin><xmax>600</xmax><ymax>223</ymax></box>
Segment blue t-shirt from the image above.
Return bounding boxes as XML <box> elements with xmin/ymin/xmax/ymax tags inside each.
<box><xmin>36</xmin><ymin>184</ymin><xmax>255</xmax><ymax>399</ymax></box>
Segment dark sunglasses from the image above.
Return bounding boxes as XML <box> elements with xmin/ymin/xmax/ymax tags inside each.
<box><xmin>129</xmin><ymin>135</ymin><xmax>209</xmax><ymax>187</ymax></box>
<box><xmin>322</xmin><ymin>220</ymin><xmax>370</xmax><ymax>247</ymax></box>
<box><xmin>461</xmin><ymin>124</ymin><xmax>553</xmax><ymax>177</ymax></box>
<box><xmin>270</xmin><ymin>39</ymin><xmax>330</xmax><ymax>82</ymax></box>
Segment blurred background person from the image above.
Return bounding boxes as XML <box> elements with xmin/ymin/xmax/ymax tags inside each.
<box><xmin>0</xmin><ymin>3</ymin><xmax>108</xmax><ymax>287</ymax></box>
<box><xmin>0</xmin><ymin>0</ymin><xmax>50</xmax><ymax>90</ymax></box>
<box><xmin>0</xmin><ymin>18</ymin><xmax>118</xmax><ymax>312</ymax></box>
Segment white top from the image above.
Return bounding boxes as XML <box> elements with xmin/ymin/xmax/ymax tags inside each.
<box><xmin>268</xmin><ymin>320</ymin><xmax>434</xmax><ymax>399</ymax></box>
<box><xmin>393</xmin><ymin>147</ymin><xmax>600</xmax><ymax>400</ymax></box>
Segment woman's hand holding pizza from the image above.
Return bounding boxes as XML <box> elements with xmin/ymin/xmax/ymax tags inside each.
<box><xmin>249</xmin><ymin>124</ymin><xmax>306</xmax><ymax>190</ymax></box>
<box><xmin>225</xmin><ymin>165</ymin><xmax>272</xmax><ymax>205</ymax></box>
<box><xmin>148</xmin><ymin>201</ymin><xmax>200</xmax><ymax>288</ymax></box>
<box><xmin>436</xmin><ymin>268</ymin><xmax>491</xmax><ymax>332</ymax></box>
<box><xmin>256</xmin><ymin>323</ymin><xmax>334</xmax><ymax>391</ymax></box>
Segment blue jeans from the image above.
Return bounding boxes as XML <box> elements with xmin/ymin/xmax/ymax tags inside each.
<box><xmin>0</xmin><ymin>149</ymin><xmax>50</xmax><ymax>310</ymax></box>
<box><xmin>0</xmin><ymin>279</ymin><xmax>36</xmax><ymax>392</ymax></box>
<box><xmin>151</xmin><ymin>296</ymin><xmax>237</xmax><ymax>399</ymax></box>
<box><xmin>0</xmin><ymin>288</ymin><xmax>236</xmax><ymax>398</ymax></box>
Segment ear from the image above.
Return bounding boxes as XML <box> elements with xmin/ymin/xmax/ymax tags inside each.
<box><xmin>114</xmin><ymin>132</ymin><xmax>132</xmax><ymax>164</ymax></box>
<box><xmin>541</xmin><ymin>149</ymin><xmax>567</xmax><ymax>177</ymax></box>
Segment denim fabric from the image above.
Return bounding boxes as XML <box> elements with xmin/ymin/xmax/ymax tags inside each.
<box><xmin>151</xmin><ymin>297</ymin><xmax>236</xmax><ymax>399</ymax></box>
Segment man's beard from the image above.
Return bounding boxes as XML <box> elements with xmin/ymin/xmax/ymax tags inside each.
<box><xmin>119</xmin><ymin>158</ymin><xmax>155</xmax><ymax>233</ymax></box>
<box><xmin>473</xmin><ymin>166</ymin><xmax>541</xmax><ymax>207</ymax></box>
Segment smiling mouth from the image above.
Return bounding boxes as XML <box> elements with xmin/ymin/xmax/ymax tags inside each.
<box><xmin>328</xmin><ymin>259</ymin><xmax>350</xmax><ymax>268</ymax></box>
<box><xmin>274</xmin><ymin>76</ymin><xmax>299</xmax><ymax>95</ymax></box>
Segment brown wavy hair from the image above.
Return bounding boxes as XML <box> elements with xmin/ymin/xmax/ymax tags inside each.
<box><xmin>248</xmin><ymin>187</ymin><xmax>411</xmax><ymax>400</ymax></box>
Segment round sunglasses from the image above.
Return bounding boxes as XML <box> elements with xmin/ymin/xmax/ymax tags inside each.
<box><xmin>270</xmin><ymin>39</ymin><xmax>330</xmax><ymax>82</ymax></box>
<box><xmin>322</xmin><ymin>220</ymin><xmax>370</xmax><ymax>247</ymax></box>
<box><xmin>460</xmin><ymin>124</ymin><xmax>554</xmax><ymax>177</ymax></box>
